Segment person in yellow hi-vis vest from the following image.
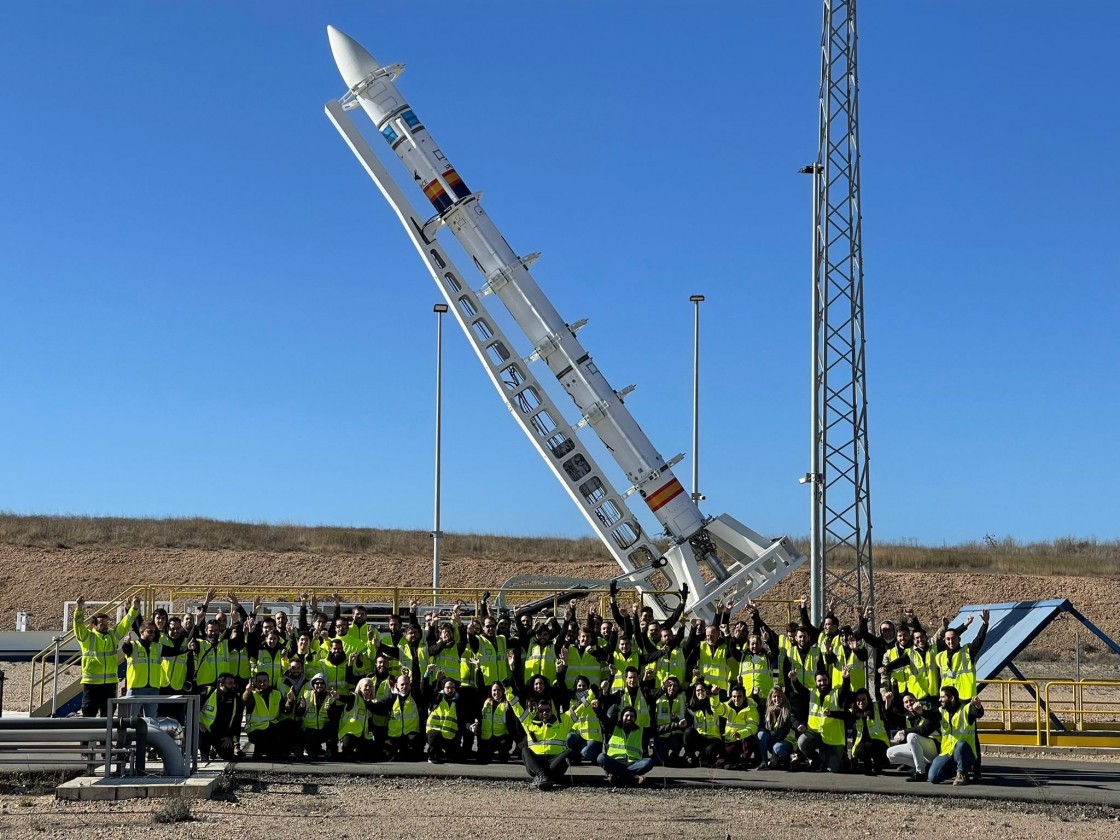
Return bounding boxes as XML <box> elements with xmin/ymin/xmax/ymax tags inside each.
<box><xmin>74</xmin><ymin>595</ymin><xmax>139</xmax><ymax>717</ymax></box>
<box><xmin>338</xmin><ymin>676</ymin><xmax>379</xmax><ymax>761</ymax></box>
<box><xmin>505</xmin><ymin>682</ymin><xmax>592</xmax><ymax>792</ymax></box>
<box><xmin>425</xmin><ymin>677</ymin><xmax>463</xmax><ymax>764</ymax></box>
<box><xmin>710</xmin><ymin>683</ymin><xmax>763</xmax><ymax>769</ymax></box>
<box><xmin>471</xmin><ymin>681</ymin><xmax>515</xmax><ymax>764</ymax></box>
<box><xmin>242</xmin><ymin>671</ymin><xmax>283</xmax><ymax>761</ymax></box>
<box><xmin>199</xmin><ymin>673</ymin><xmax>244</xmax><ymax>761</ymax></box>
<box><xmin>849</xmin><ymin>685</ymin><xmax>891</xmax><ymax>775</ymax></box>
<box><xmin>121</xmin><ymin>619</ymin><xmax>165</xmax><ymax>718</ymax></box>
<box><xmin>794</xmin><ymin>667</ymin><xmax>851</xmax><ymax>773</ymax></box>
<box><xmin>928</xmin><ymin>686</ymin><xmax>985</xmax><ymax>786</ymax></box>
<box><xmin>682</xmin><ymin>680</ymin><xmax>724</xmax><ymax>767</ymax></box>
<box><xmin>369</xmin><ymin>671</ymin><xmax>427</xmax><ymax>761</ymax></box>
<box><xmin>596</xmin><ymin>705</ymin><xmax>654</xmax><ymax>786</ymax></box>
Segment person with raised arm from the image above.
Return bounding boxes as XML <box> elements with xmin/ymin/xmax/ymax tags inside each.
<box><xmin>73</xmin><ymin>594</ymin><xmax>139</xmax><ymax>717</ymax></box>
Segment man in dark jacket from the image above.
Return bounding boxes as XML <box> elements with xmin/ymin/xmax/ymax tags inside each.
<box><xmin>200</xmin><ymin>673</ymin><xmax>244</xmax><ymax>761</ymax></box>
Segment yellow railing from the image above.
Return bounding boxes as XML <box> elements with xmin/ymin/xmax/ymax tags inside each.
<box><xmin>975</xmin><ymin>679</ymin><xmax>1043</xmax><ymax>745</ymax></box>
<box><xmin>1044</xmin><ymin>680</ymin><xmax>1120</xmax><ymax>746</ymax></box>
<box><xmin>28</xmin><ymin>584</ymin><xmax>156</xmax><ymax>715</ymax></box>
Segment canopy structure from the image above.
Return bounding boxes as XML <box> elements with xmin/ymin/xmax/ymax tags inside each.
<box><xmin>949</xmin><ymin>598</ymin><xmax>1119</xmax><ymax>682</ymax></box>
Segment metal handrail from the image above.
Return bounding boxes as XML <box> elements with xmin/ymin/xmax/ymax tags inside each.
<box><xmin>975</xmin><ymin>678</ymin><xmax>1042</xmax><ymax>744</ymax></box>
<box><xmin>1044</xmin><ymin>680</ymin><xmax>1120</xmax><ymax>740</ymax></box>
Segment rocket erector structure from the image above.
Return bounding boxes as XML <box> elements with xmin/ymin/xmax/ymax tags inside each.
<box><xmin>325</xmin><ymin>26</ymin><xmax>804</xmax><ymax>623</ymax></box>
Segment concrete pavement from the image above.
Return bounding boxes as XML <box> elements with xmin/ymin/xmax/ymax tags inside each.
<box><xmin>220</xmin><ymin>753</ymin><xmax>1120</xmax><ymax>807</ymax></box>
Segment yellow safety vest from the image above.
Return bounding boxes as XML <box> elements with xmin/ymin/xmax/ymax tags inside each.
<box><xmin>853</xmin><ymin>704</ymin><xmax>890</xmax><ymax>750</ymax></box>
<box><xmin>564</xmin><ymin>645</ymin><xmax>602</xmax><ymax>690</ymax></box>
<box><xmin>524</xmin><ymin>640</ymin><xmax>558</xmax><ymax>683</ymax></box>
<box><xmin>570</xmin><ymin>699</ymin><xmax>601</xmax><ymax>742</ymax></box>
<box><xmin>654</xmin><ymin>646</ymin><xmax>687</xmax><ymax>687</ymax></box>
<box><xmin>829</xmin><ymin>647</ymin><xmax>867</xmax><ymax>694</ymax></box>
<box><xmin>432</xmin><ymin>642</ymin><xmax>462</xmax><ymax>682</ymax></box>
<box><xmin>396</xmin><ymin>641</ymin><xmax>430</xmax><ymax>682</ymax></box>
<box><xmin>523</xmin><ymin>715</ymin><xmax>575</xmax><ymax>755</ymax></box>
<box><xmin>321</xmin><ymin>659</ymin><xmax>353</xmax><ymax>698</ymax></box>
<box><xmin>606</xmin><ymin>726</ymin><xmax>644</xmax><ymax>763</ymax></box>
<box><xmin>193</xmin><ymin>638</ymin><xmax>230</xmax><ymax>689</ymax></box>
<box><xmin>690</xmin><ymin>704</ymin><xmax>721</xmax><ymax>739</ymax></box>
<box><xmin>199</xmin><ymin>688</ymin><xmax>238</xmax><ymax>733</ymax></box>
<box><xmin>369</xmin><ymin>675</ymin><xmax>394</xmax><ymax>728</ymax></box>
<box><xmin>387</xmin><ymin>695</ymin><xmax>421</xmax><ymax>737</ymax></box>
<box><xmin>712</xmin><ymin>698</ymin><xmax>760</xmax><ymax>742</ymax></box>
<box><xmin>338</xmin><ymin>697</ymin><xmax>374</xmax><ymax>740</ymax></box>
<box><xmin>245</xmin><ymin>690</ymin><xmax>281</xmax><ymax>732</ymax></box>
<box><xmin>426</xmin><ymin>696</ymin><xmax>459</xmax><ymax>740</ymax></box>
<box><xmin>611</xmin><ymin>650</ymin><xmax>641</xmax><ymax>692</ymax></box>
<box><xmin>808</xmin><ymin>689</ymin><xmax>845</xmax><ymax>746</ymax></box>
<box><xmin>125</xmin><ymin>641</ymin><xmax>165</xmax><ymax>690</ymax></box>
<box><xmin>940</xmin><ymin>705</ymin><xmax>977</xmax><ymax>756</ymax></box>
<box><xmin>252</xmin><ymin>646</ymin><xmax>287</xmax><ymax>690</ymax></box>
<box><xmin>698</xmin><ymin>642</ymin><xmax>730</xmax><ymax>692</ymax></box>
<box><xmin>655</xmin><ymin>693</ymin><xmax>687</xmax><ymax>737</ymax></box>
<box><xmin>300</xmin><ymin>690</ymin><xmax>332</xmax><ymax>732</ymax></box>
<box><xmin>480</xmin><ymin>699</ymin><xmax>511</xmax><ymax>739</ymax></box>
<box><xmin>738</xmin><ymin>654</ymin><xmax>774</xmax><ymax>698</ymax></box>
<box><xmin>883</xmin><ymin>646</ymin><xmax>908</xmax><ymax>692</ymax></box>
<box><xmin>619</xmin><ymin>688</ymin><xmax>652</xmax><ymax>728</ymax></box>
<box><xmin>161</xmin><ymin>642</ymin><xmax>190</xmax><ymax>691</ymax></box>
<box><xmin>74</xmin><ymin>608</ymin><xmax>136</xmax><ymax>685</ymax></box>
<box><xmin>905</xmin><ymin>648</ymin><xmax>939</xmax><ymax>700</ymax></box>
<box><xmin>227</xmin><ymin>644</ymin><xmax>252</xmax><ymax>680</ymax></box>
<box><xmin>786</xmin><ymin>645</ymin><xmax>820</xmax><ymax>692</ymax></box>
<box><xmin>936</xmin><ymin>648</ymin><xmax>977</xmax><ymax>700</ymax></box>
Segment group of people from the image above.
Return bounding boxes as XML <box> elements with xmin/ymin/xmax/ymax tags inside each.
<box><xmin>72</xmin><ymin>585</ymin><xmax>989</xmax><ymax>790</ymax></box>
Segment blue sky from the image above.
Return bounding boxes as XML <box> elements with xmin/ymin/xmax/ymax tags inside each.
<box><xmin>1</xmin><ymin>2</ymin><xmax>1116</xmax><ymax>546</ymax></box>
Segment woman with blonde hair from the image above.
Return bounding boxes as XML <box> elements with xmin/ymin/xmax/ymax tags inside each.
<box><xmin>757</xmin><ymin>685</ymin><xmax>797</xmax><ymax>769</ymax></box>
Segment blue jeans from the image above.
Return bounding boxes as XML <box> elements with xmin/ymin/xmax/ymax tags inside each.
<box><xmin>597</xmin><ymin>751</ymin><xmax>654</xmax><ymax>782</ymax></box>
<box><xmin>126</xmin><ymin>686</ymin><xmax>160</xmax><ymax>719</ymax></box>
<box><xmin>567</xmin><ymin>733</ymin><xmax>602</xmax><ymax>762</ymax></box>
<box><xmin>654</xmin><ymin>733</ymin><xmax>683</xmax><ymax>765</ymax></box>
<box><xmin>758</xmin><ymin>730</ymin><xmax>793</xmax><ymax>762</ymax></box>
<box><xmin>928</xmin><ymin>741</ymin><xmax>976</xmax><ymax>783</ymax></box>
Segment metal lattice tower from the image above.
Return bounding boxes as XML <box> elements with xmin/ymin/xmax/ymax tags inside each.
<box><xmin>805</xmin><ymin>0</ymin><xmax>873</xmax><ymax>622</ymax></box>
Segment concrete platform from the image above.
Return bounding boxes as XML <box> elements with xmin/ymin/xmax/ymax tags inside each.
<box><xmin>55</xmin><ymin>769</ymin><xmax>223</xmax><ymax>801</ymax></box>
<box><xmin>231</xmin><ymin>755</ymin><xmax>1120</xmax><ymax>807</ymax></box>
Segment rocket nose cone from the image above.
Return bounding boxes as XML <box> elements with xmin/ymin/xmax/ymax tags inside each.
<box><xmin>327</xmin><ymin>25</ymin><xmax>381</xmax><ymax>89</ymax></box>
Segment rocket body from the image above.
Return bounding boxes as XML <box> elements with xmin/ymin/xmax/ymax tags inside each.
<box><xmin>327</xmin><ymin>27</ymin><xmax>702</xmax><ymax>541</ymax></box>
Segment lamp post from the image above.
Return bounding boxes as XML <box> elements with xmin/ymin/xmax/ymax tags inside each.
<box><xmin>689</xmin><ymin>294</ymin><xmax>705</xmax><ymax>504</ymax></box>
<box><xmin>432</xmin><ymin>303</ymin><xmax>449</xmax><ymax>598</ymax></box>
<box><xmin>799</xmin><ymin>162</ymin><xmax>824</xmax><ymax>623</ymax></box>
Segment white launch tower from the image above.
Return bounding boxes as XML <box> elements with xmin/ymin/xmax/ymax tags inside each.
<box><xmin>324</xmin><ymin>27</ymin><xmax>804</xmax><ymax>624</ymax></box>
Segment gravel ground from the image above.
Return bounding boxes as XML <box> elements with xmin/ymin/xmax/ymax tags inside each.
<box><xmin>1</xmin><ymin>775</ymin><xmax>1119</xmax><ymax>840</ymax></box>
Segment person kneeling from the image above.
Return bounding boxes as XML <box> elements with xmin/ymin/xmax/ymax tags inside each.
<box><xmin>929</xmin><ymin>687</ymin><xmax>983</xmax><ymax>786</ymax></box>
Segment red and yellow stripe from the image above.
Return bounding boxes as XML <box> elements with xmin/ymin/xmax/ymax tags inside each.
<box><xmin>443</xmin><ymin>168</ymin><xmax>464</xmax><ymax>189</ymax></box>
<box><xmin>645</xmin><ymin>478</ymin><xmax>685</xmax><ymax>513</ymax></box>
<box><xmin>423</xmin><ymin>180</ymin><xmax>448</xmax><ymax>203</ymax></box>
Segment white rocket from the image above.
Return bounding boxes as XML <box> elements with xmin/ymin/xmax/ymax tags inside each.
<box><xmin>325</xmin><ymin>26</ymin><xmax>804</xmax><ymax>622</ymax></box>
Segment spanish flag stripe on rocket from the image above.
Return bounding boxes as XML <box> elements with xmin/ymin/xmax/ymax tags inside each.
<box><xmin>646</xmin><ymin>479</ymin><xmax>685</xmax><ymax>512</ymax></box>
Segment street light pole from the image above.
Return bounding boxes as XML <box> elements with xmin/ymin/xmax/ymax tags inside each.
<box><xmin>432</xmin><ymin>303</ymin><xmax>449</xmax><ymax>598</ymax></box>
<box><xmin>689</xmin><ymin>294</ymin><xmax>705</xmax><ymax>504</ymax></box>
<box><xmin>800</xmin><ymin>162</ymin><xmax>824</xmax><ymax>623</ymax></box>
